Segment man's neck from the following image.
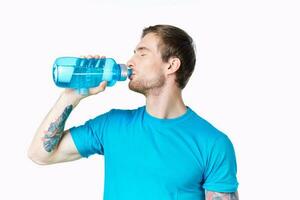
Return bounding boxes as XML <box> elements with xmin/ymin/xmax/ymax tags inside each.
<box><xmin>145</xmin><ymin>87</ymin><xmax>186</xmax><ymax>119</ymax></box>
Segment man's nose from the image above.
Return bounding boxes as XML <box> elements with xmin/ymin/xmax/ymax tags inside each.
<box><xmin>126</xmin><ymin>57</ymin><xmax>135</xmax><ymax>68</ymax></box>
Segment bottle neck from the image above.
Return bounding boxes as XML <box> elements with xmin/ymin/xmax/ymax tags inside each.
<box><xmin>119</xmin><ymin>64</ymin><xmax>131</xmax><ymax>81</ymax></box>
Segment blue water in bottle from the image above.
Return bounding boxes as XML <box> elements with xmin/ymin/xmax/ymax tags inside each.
<box><xmin>53</xmin><ymin>57</ymin><xmax>132</xmax><ymax>95</ymax></box>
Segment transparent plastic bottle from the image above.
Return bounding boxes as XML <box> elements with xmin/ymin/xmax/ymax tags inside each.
<box><xmin>53</xmin><ymin>57</ymin><xmax>132</xmax><ymax>95</ymax></box>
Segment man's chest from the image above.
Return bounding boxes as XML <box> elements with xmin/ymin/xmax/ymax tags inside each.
<box><xmin>104</xmin><ymin>127</ymin><xmax>205</xmax><ymax>189</ymax></box>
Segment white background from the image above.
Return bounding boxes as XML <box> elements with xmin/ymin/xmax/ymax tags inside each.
<box><xmin>0</xmin><ymin>0</ymin><xmax>299</xmax><ymax>199</ymax></box>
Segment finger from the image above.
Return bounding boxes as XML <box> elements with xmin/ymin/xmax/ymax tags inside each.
<box><xmin>94</xmin><ymin>54</ymin><xmax>100</xmax><ymax>59</ymax></box>
<box><xmin>99</xmin><ymin>81</ymin><xmax>107</xmax><ymax>89</ymax></box>
<box><xmin>89</xmin><ymin>81</ymin><xmax>107</xmax><ymax>95</ymax></box>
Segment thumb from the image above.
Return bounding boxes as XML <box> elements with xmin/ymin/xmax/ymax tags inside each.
<box><xmin>89</xmin><ymin>81</ymin><xmax>107</xmax><ymax>95</ymax></box>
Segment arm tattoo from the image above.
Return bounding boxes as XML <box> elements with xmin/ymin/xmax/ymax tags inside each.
<box><xmin>205</xmin><ymin>191</ymin><xmax>239</xmax><ymax>200</ymax></box>
<box><xmin>42</xmin><ymin>105</ymin><xmax>73</xmax><ymax>152</ymax></box>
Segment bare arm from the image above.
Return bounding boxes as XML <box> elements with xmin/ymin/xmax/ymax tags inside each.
<box><xmin>27</xmin><ymin>90</ymin><xmax>83</xmax><ymax>165</ymax></box>
<box><xmin>28</xmin><ymin>79</ymin><xmax>107</xmax><ymax>165</ymax></box>
<box><xmin>205</xmin><ymin>191</ymin><xmax>239</xmax><ymax>200</ymax></box>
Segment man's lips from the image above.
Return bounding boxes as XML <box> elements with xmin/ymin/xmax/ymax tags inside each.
<box><xmin>129</xmin><ymin>74</ymin><xmax>135</xmax><ymax>80</ymax></box>
<box><xmin>129</xmin><ymin>71</ymin><xmax>136</xmax><ymax>80</ymax></box>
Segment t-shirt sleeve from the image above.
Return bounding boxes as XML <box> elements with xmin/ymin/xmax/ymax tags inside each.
<box><xmin>69</xmin><ymin>110</ymin><xmax>112</xmax><ymax>158</ymax></box>
<box><xmin>203</xmin><ymin>134</ymin><xmax>239</xmax><ymax>192</ymax></box>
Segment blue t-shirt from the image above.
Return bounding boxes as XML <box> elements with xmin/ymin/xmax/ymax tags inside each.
<box><xmin>70</xmin><ymin>106</ymin><xmax>238</xmax><ymax>200</ymax></box>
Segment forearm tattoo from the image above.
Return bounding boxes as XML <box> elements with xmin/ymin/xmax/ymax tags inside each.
<box><xmin>205</xmin><ymin>191</ymin><xmax>239</xmax><ymax>200</ymax></box>
<box><xmin>42</xmin><ymin>105</ymin><xmax>73</xmax><ymax>152</ymax></box>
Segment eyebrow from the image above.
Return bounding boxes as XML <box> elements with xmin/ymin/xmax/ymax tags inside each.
<box><xmin>134</xmin><ymin>46</ymin><xmax>151</xmax><ymax>54</ymax></box>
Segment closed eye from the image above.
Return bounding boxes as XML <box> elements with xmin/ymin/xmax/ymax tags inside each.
<box><xmin>134</xmin><ymin>46</ymin><xmax>151</xmax><ymax>57</ymax></box>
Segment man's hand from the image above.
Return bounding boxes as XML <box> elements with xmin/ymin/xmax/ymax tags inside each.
<box><xmin>84</xmin><ymin>55</ymin><xmax>107</xmax><ymax>96</ymax></box>
<box><xmin>63</xmin><ymin>54</ymin><xmax>108</xmax><ymax>99</ymax></box>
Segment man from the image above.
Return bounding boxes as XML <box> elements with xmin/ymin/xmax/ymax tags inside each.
<box><xmin>28</xmin><ymin>25</ymin><xmax>239</xmax><ymax>200</ymax></box>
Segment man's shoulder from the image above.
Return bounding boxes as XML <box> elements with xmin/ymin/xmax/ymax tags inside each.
<box><xmin>110</xmin><ymin>105</ymin><xmax>144</xmax><ymax>114</ymax></box>
<box><xmin>187</xmin><ymin>107</ymin><xmax>229</xmax><ymax>141</ymax></box>
<box><xmin>107</xmin><ymin>105</ymin><xmax>145</xmax><ymax>119</ymax></box>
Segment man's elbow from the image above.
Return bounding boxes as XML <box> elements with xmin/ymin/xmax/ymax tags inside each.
<box><xmin>27</xmin><ymin>149</ymin><xmax>52</xmax><ymax>165</ymax></box>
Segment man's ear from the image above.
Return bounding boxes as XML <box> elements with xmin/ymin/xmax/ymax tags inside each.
<box><xmin>166</xmin><ymin>57</ymin><xmax>181</xmax><ymax>75</ymax></box>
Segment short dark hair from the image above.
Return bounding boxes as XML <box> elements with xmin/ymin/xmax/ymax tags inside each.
<box><xmin>142</xmin><ymin>25</ymin><xmax>196</xmax><ymax>89</ymax></box>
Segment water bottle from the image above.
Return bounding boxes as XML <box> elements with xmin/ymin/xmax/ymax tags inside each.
<box><xmin>52</xmin><ymin>57</ymin><xmax>132</xmax><ymax>95</ymax></box>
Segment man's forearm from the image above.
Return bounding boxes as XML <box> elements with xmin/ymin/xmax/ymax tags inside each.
<box><xmin>42</xmin><ymin>104</ymin><xmax>73</xmax><ymax>152</ymax></box>
<box><xmin>28</xmin><ymin>91</ymin><xmax>82</xmax><ymax>164</ymax></box>
<box><xmin>205</xmin><ymin>191</ymin><xmax>239</xmax><ymax>200</ymax></box>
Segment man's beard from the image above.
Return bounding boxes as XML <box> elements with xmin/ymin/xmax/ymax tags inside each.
<box><xmin>128</xmin><ymin>74</ymin><xmax>166</xmax><ymax>96</ymax></box>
